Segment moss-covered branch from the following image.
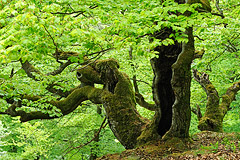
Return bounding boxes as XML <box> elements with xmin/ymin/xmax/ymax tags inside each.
<box><xmin>132</xmin><ymin>75</ymin><xmax>156</xmax><ymax>111</ymax></box>
<box><xmin>193</xmin><ymin>69</ymin><xmax>219</xmax><ymax>99</ymax></box>
<box><xmin>135</xmin><ymin>92</ymin><xmax>156</xmax><ymax>111</ymax></box>
<box><xmin>4</xmin><ymin>86</ymin><xmax>104</xmax><ymax>122</ymax></box>
<box><xmin>3</xmin><ymin>58</ymin><xmax>148</xmax><ymax>149</ymax></box>
<box><xmin>193</xmin><ymin>69</ymin><xmax>240</xmax><ymax>132</ymax></box>
<box><xmin>193</xmin><ymin>69</ymin><xmax>222</xmax><ymax>131</ymax></box>
<box><xmin>76</xmin><ymin>65</ymin><xmax>103</xmax><ymax>85</ymax></box>
<box><xmin>219</xmin><ymin>80</ymin><xmax>240</xmax><ymax>117</ymax></box>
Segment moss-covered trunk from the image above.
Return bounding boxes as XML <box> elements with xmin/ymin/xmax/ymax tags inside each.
<box><xmin>5</xmin><ymin>59</ymin><xmax>148</xmax><ymax>149</ymax></box>
<box><xmin>136</xmin><ymin>27</ymin><xmax>194</xmax><ymax>143</ymax></box>
<box><xmin>161</xmin><ymin>27</ymin><xmax>194</xmax><ymax>139</ymax></box>
<box><xmin>151</xmin><ymin>28</ymin><xmax>182</xmax><ymax>137</ymax></box>
<box><xmin>81</xmin><ymin>59</ymin><xmax>148</xmax><ymax>149</ymax></box>
<box><xmin>193</xmin><ymin>70</ymin><xmax>240</xmax><ymax>132</ymax></box>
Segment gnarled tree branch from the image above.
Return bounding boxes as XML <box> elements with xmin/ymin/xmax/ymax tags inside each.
<box><xmin>220</xmin><ymin>80</ymin><xmax>240</xmax><ymax>112</ymax></box>
<box><xmin>4</xmin><ymin>86</ymin><xmax>104</xmax><ymax>122</ymax></box>
<box><xmin>2</xmin><ymin>59</ymin><xmax>148</xmax><ymax>149</ymax></box>
<box><xmin>20</xmin><ymin>59</ymin><xmax>42</xmax><ymax>81</ymax></box>
<box><xmin>191</xmin><ymin>104</ymin><xmax>202</xmax><ymax>121</ymax></box>
<box><xmin>135</xmin><ymin>92</ymin><xmax>156</xmax><ymax>111</ymax></box>
<box><xmin>46</xmin><ymin>60</ymin><xmax>72</xmax><ymax>76</ymax></box>
<box><xmin>193</xmin><ymin>69</ymin><xmax>240</xmax><ymax>132</ymax></box>
<box><xmin>20</xmin><ymin>59</ymin><xmax>76</xmax><ymax>97</ymax></box>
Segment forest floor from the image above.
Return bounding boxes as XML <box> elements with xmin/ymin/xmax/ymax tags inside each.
<box><xmin>98</xmin><ymin>131</ymin><xmax>240</xmax><ymax>160</ymax></box>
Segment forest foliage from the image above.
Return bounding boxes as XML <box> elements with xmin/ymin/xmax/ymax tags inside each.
<box><xmin>0</xmin><ymin>0</ymin><xmax>239</xmax><ymax>159</ymax></box>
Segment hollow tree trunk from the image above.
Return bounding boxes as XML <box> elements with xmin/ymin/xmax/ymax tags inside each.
<box><xmin>151</xmin><ymin>28</ymin><xmax>182</xmax><ymax>137</ymax></box>
<box><xmin>163</xmin><ymin>27</ymin><xmax>195</xmax><ymax>139</ymax></box>
<box><xmin>137</xmin><ymin>27</ymin><xmax>194</xmax><ymax>143</ymax></box>
<box><xmin>136</xmin><ymin>27</ymin><xmax>184</xmax><ymax>145</ymax></box>
<box><xmin>150</xmin><ymin>27</ymin><xmax>195</xmax><ymax>140</ymax></box>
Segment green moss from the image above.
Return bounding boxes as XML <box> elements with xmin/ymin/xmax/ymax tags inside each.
<box><xmin>77</xmin><ymin>66</ymin><xmax>102</xmax><ymax>84</ymax></box>
<box><xmin>114</xmin><ymin>73</ymin><xmax>135</xmax><ymax>101</ymax></box>
<box><xmin>221</xmin><ymin>95</ymin><xmax>231</xmax><ymax>104</ymax></box>
<box><xmin>136</xmin><ymin>115</ymin><xmax>161</xmax><ymax>147</ymax></box>
<box><xmin>198</xmin><ymin>117</ymin><xmax>223</xmax><ymax>132</ymax></box>
<box><xmin>95</xmin><ymin>58</ymin><xmax>119</xmax><ymax>72</ymax></box>
<box><xmin>206</xmin><ymin>84</ymin><xmax>216</xmax><ymax>92</ymax></box>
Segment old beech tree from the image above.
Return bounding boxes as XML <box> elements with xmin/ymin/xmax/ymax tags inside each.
<box><xmin>1</xmin><ymin>0</ymin><xmax>239</xmax><ymax>150</ymax></box>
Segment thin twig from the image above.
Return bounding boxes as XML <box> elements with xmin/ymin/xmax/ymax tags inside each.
<box><xmin>43</xmin><ymin>25</ymin><xmax>58</xmax><ymax>51</ymax></box>
<box><xmin>194</xmin><ymin>35</ymin><xmax>204</xmax><ymax>41</ymax></box>
<box><xmin>215</xmin><ymin>0</ymin><xmax>223</xmax><ymax>16</ymax></box>
<box><xmin>61</xmin><ymin>117</ymin><xmax>107</xmax><ymax>159</ymax></box>
<box><xmin>71</xmin><ymin>48</ymin><xmax>112</xmax><ymax>72</ymax></box>
<box><xmin>68</xmin><ymin>4</ymin><xmax>75</xmax><ymax>12</ymax></box>
<box><xmin>51</xmin><ymin>10</ymin><xmax>84</xmax><ymax>16</ymax></box>
<box><xmin>87</xmin><ymin>48</ymin><xmax>114</xmax><ymax>57</ymax></box>
<box><xmin>206</xmin><ymin>33</ymin><xmax>239</xmax><ymax>70</ymax></box>
<box><xmin>211</xmin><ymin>12</ymin><xmax>224</xmax><ymax>18</ymax></box>
<box><xmin>130</xmin><ymin>78</ymin><xmax>151</xmax><ymax>87</ymax></box>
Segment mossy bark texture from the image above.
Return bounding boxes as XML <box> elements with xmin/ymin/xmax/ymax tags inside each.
<box><xmin>4</xmin><ymin>0</ymin><xmax>213</xmax><ymax>149</ymax></box>
<box><xmin>193</xmin><ymin>69</ymin><xmax>240</xmax><ymax>132</ymax></box>
<box><xmin>162</xmin><ymin>28</ymin><xmax>195</xmax><ymax>139</ymax></box>
<box><xmin>6</xmin><ymin>59</ymin><xmax>147</xmax><ymax>149</ymax></box>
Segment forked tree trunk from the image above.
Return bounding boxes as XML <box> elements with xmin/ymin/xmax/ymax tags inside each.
<box><xmin>162</xmin><ymin>28</ymin><xmax>195</xmax><ymax>139</ymax></box>
<box><xmin>193</xmin><ymin>69</ymin><xmax>240</xmax><ymax>132</ymax></box>
<box><xmin>136</xmin><ymin>27</ymin><xmax>194</xmax><ymax>144</ymax></box>
<box><xmin>151</xmin><ymin>28</ymin><xmax>181</xmax><ymax>137</ymax></box>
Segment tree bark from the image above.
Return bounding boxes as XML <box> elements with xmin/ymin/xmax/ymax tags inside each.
<box><xmin>136</xmin><ymin>27</ymin><xmax>184</xmax><ymax>144</ymax></box>
<box><xmin>193</xmin><ymin>69</ymin><xmax>240</xmax><ymax>132</ymax></box>
<box><xmin>4</xmin><ymin>59</ymin><xmax>148</xmax><ymax>149</ymax></box>
<box><xmin>163</xmin><ymin>27</ymin><xmax>195</xmax><ymax>139</ymax></box>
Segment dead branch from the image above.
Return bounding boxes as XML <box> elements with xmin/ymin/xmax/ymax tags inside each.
<box><xmin>191</xmin><ymin>104</ymin><xmax>202</xmax><ymax>120</ymax></box>
<box><xmin>46</xmin><ymin>60</ymin><xmax>72</xmax><ymax>76</ymax></box>
<box><xmin>215</xmin><ymin>0</ymin><xmax>223</xmax><ymax>16</ymax></box>
<box><xmin>62</xmin><ymin>117</ymin><xmax>107</xmax><ymax>158</ymax></box>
